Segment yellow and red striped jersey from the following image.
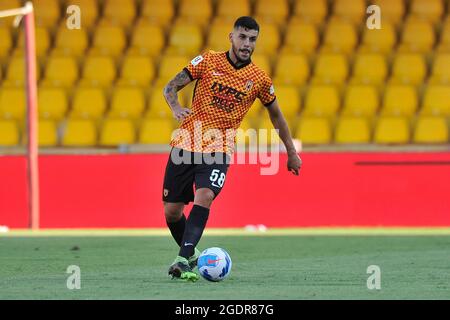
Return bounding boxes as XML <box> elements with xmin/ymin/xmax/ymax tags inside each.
<box><xmin>170</xmin><ymin>50</ymin><xmax>276</xmax><ymax>154</ymax></box>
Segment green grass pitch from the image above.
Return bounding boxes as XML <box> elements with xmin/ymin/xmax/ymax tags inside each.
<box><xmin>1</xmin><ymin>230</ymin><xmax>449</xmax><ymax>299</ymax></box>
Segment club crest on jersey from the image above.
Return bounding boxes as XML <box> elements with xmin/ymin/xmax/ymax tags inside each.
<box><xmin>191</xmin><ymin>55</ymin><xmax>204</xmax><ymax>67</ymax></box>
<box><xmin>245</xmin><ymin>80</ymin><xmax>254</xmax><ymax>92</ymax></box>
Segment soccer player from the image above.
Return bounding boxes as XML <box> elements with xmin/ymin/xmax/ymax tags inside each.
<box><xmin>162</xmin><ymin>16</ymin><xmax>302</xmax><ymax>281</ymax></box>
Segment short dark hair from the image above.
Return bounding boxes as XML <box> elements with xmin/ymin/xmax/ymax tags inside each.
<box><xmin>234</xmin><ymin>16</ymin><xmax>260</xmax><ymax>32</ymax></box>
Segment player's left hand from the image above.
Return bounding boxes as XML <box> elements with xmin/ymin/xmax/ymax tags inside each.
<box><xmin>287</xmin><ymin>152</ymin><xmax>302</xmax><ymax>176</ymax></box>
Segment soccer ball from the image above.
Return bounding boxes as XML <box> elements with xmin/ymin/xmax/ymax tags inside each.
<box><xmin>197</xmin><ymin>247</ymin><xmax>232</xmax><ymax>282</ymax></box>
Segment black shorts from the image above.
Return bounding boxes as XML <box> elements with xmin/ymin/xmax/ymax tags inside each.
<box><xmin>162</xmin><ymin>147</ymin><xmax>231</xmax><ymax>204</ymax></box>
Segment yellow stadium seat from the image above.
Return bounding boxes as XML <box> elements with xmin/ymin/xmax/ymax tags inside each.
<box><xmin>312</xmin><ymin>53</ymin><xmax>348</xmax><ymax>85</ymax></box>
<box><xmin>255</xmin><ymin>23</ymin><xmax>280</xmax><ymax>56</ymax></box>
<box><xmin>335</xmin><ymin>117</ymin><xmax>371</xmax><ymax>144</ymax></box>
<box><xmin>439</xmin><ymin>22</ymin><xmax>450</xmax><ymax>50</ymax></box>
<box><xmin>61</xmin><ymin>119</ymin><xmax>97</xmax><ymax>147</ymax></box>
<box><xmin>390</xmin><ymin>54</ymin><xmax>427</xmax><ymax>86</ymax></box>
<box><xmin>0</xmin><ymin>28</ymin><xmax>12</xmax><ymax>59</ymax></box>
<box><xmin>65</xmin><ymin>0</ymin><xmax>99</xmax><ymax>29</ymax></box>
<box><xmin>351</xmin><ymin>53</ymin><xmax>387</xmax><ymax>85</ymax></box>
<box><xmin>102</xmin><ymin>0</ymin><xmax>136</xmax><ymax>27</ymax></box>
<box><xmin>167</xmin><ymin>25</ymin><xmax>203</xmax><ymax>57</ymax></box>
<box><xmin>129</xmin><ymin>24</ymin><xmax>165</xmax><ymax>57</ymax></box>
<box><xmin>100</xmin><ymin>119</ymin><xmax>136</xmax><ymax>146</ymax></box>
<box><xmin>108</xmin><ymin>88</ymin><xmax>145</xmax><ymax>119</ymax></box>
<box><xmin>17</xmin><ymin>27</ymin><xmax>50</xmax><ymax>57</ymax></box>
<box><xmin>70</xmin><ymin>88</ymin><xmax>106</xmax><ymax>120</ymax></box>
<box><xmin>274</xmin><ymin>54</ymin><xmax>309</xmax><ymax>86</ymax></box>
<box><xmin>157</xmin><ymin>56</ymin><xmax>189</xmax><ymax>86</ymax></box>
<box><xmin>207</xmin><ymin>23</ymin><xmax>232</xmax><ymax>52</ymax></box>
<box><xmin>43</xmin><ymin>56</ymin><xmax>79</xmax><ymax>88</ymax></box>
<box><xmin>251</xmin><ymin>54</ymin><xmax>272</xmax><ymax>76</ymax></box>
<box><xmin>139</xmin><ymin>119</ymin><xmax>174</xmax><ymax>144</ymax></box>
<box><xmin>38</xmin><ymin>120</ymin><xmax>58</xmax><ymax>146</ymax></box>
<box><xmin>370</xmin><ymin>0</ymin><xmax>405</xmax><ymax>26</ymax></box>
<box><xmin>178</xmin><ymin>0</ymin><xmax>213</xmax><ymax>26</ymax></box>
<box><xmin>146</xmin><ymin>87</ymin><xmax>172</xmax><ymax>118</ymax></box>
<box><xmin>182</xmin><ymin>82</ymin><xmax>196</xmax><ymax>108</ymax></box>
<box><xmin>5</xmin><ymin>56</ymin><xmax>41</xmax><ymax>86</ymax></box>
<box><xmin>293</xmin><ymin>0</ymin><xmax>328</xmax><ymax>25</ymax></box>
<box><xmin>381</xmin><ymin>85</ymin><xmax>418</xmax><ymax>117</ymax></box>
<box><xmin>398</xmin><ymin>19</ymin><xmax>435</xmax><ymax>53</ymax></box>
<box><xmin>118</xmin><ymin>56</ymin><xmax>155</xmax><ymax>87</ymax></box>
<box><xmin>141</xmin><ymin>0</ymin><xmax>174</xmax><ymax>27</ymax></box>
<box><xmin>255</xmin><ymin>0</ymin><xmax>289</xmax><ymax>25</ymax></box>
<box><xmin>217</xmin><ymin>0</ymin><xmax>250</xmax><ymax>20</ymax></box>
<box><xmin>38</xmin><ymin>88</ymin><xmax>68</xmax><ymax>120</ymax></box>
<box><xmin>429</xmin><ymin>54</ymin><xmax>450</xmax><ymax>84</ymax></box>
<box><xmin>80</xmin><ymin>56</ymin><xmax>117</xmax><ymax>88</ymax></box>
<box><xmin>413</xmin><ymin>116</ymin><xmax>449</xmax><ymax>143</ymax></box>
<box><xmin>303</xmin><ymin>85</ymin><xmax>340</xmax><ymax>117</ymax></box>
<box><xmin>53</xmin><ymin>26</ymin><xmax>88</xmax><ymax>57</ymax></box>
<box><xmin>342</xmin><ymin>85</ymin><xmax>379</xmax><ymax>117</ymax></box>
<box><xmin>374</xmin><ymin>117</ymin><xmax>410</xmax><ymax>144</ymax></box>
<box><xmin>421</xmin><ymin>85</ymin><xmax>450</xmax><ymax>116</ymax></box>
<box><xmin>295</xmin><ymin>117</ymin><xmax>332</xmax><ymax>144</ymax></box>
<box><xmin>0</xmin><ymin>88</ymin><xmax>26</xmax><ymax>120</ymax></box>
<box><xmin>322</xmin><ymin>19</ymin><xmax>357</xmax><ymax>54</ymax></box>
<box><xmin>0</xmin><ymin>120</ymin><xmax>19</xmax><ymax>146</ymax></box>
<box><xmin>0</xmin><ymin>1</ymin><xmax>21</xmax><ymax>29</ymax></box>
<box><xmin>273</xmin><ymin>86</ymin><xmax>301</xmax><ymax>118</ymax></box>
<box><xmin>90</xmin><ymin>25</ymin><xmax>126</xmax><ymax>58</ymax></box>
<box><xmin>360</xmin><ymin>22</ymin><xmax>397</xmax><ymax>54</ymax></box>
<box><xmin>34</xmin><ymin>0</ymin><xmax>60</xmax><ymax>28</ymax></box>
<box><xmin>410</xmin><ymin>0</ymin><xmax>443</xmax><ymax>23</ymax></box>
<box><xmin>333</xmin><ymin>0</ymin><xmax>366</xmax><ymax>24</ymax></box>
<box><xmin>283</xmin><ymin>21</ymin><xmax>319</xmax><ymax>55</ymax></box>
<box><xmin>258</xmin><ymin>116</ymin><xmax>281</xmax><ymax>145</ymax></box>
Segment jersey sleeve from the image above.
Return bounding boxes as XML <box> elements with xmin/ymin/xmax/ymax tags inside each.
<box><xmin>184</xmin><ymin>52</ymin><xmax>210</xmax><ymax>80</ymax></box>
<box><xmin>257</xmin><ymin>74</ymin><xmax>276</xmax><ymax>107</ymax></box>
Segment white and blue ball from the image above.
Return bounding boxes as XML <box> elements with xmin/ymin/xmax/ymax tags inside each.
<box><xmin>197</xmin><ymin>247</ymin><xmax>232</xmax><ymax>282</ymax></box>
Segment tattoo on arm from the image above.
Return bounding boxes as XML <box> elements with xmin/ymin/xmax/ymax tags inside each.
<box><xmin>163</xmin><ymin>70</ymin><xmax>191</xmax><ymax>109</ymax></box>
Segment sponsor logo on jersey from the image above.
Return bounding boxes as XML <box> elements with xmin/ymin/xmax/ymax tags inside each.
<box><xmin>209</xmin><ymin>82</ymin><xmax>248</xmax><ymax>113</ymax></box>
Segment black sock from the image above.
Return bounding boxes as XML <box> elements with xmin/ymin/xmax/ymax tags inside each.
<box><xmin>179</xmin><ymin>205</ymin><xmax>210</xmax><ymax>259</ymax></box>
<box><xmin>166</xmin><ymin>214</ymin><xmax>186</xmax><ymax>247</ymax></box>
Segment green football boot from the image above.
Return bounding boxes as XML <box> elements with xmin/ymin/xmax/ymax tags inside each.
<box><xmin>168</xmin><ymin>256</ymin><xmax>199</xmax><ymax>282</ymax></box>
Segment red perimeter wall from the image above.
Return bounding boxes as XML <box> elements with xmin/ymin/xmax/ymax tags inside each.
<box><xmin>0</xmin><ymin>152</ymin><xmax>449</xmax><ymax>228</ymax></box>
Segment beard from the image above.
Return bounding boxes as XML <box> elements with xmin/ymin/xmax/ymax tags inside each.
<box><xmin>232</xmin><ymin>45</ymin><xmax>252</xmax><ymax>63</ymax></box>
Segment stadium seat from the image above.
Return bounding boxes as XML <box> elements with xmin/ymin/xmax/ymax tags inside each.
<box><xmin>390</xmin><ymin>54</ymin><xmax>427</xmax><ymax>86</ymax></box>
<box><xmin>0</xmin><ymin>27</ymin><xmax>12</xmax><ymax>60</ymax></box>
<box><xmin>312</xmin><ymin>53</ymin><xmax>349</xmax><ymax>85</ymax></box>
<box><xmin>342</xmin><ymin>85</ymin><xmax>379</xmax><ymax>117</ymax></box>
<box><xmin>178</xmin><ymin>0</ymin><xmax>213</xmax><ymax>26</ymax></box>
<box><xmin>61</xmin><ymin>119</ymin><xmax>97</xmax><ymax>147</ymax></box>
<box><xmin>273</xmin><ymin>54</ymin><xmax>310</xmax><ymax>86</ymax></box>
<box><xmin>413</xmin><ymin>116</ymin><xmax>449</xmax><ymax>143</ymax></box>
<box><xmin>303</xmin><ymin>85</ymin><xmax>340</xmax><ymax>117</ymax></box>
<box><xmin>38</xmin><ymin>120</ymin><xmax>58</xmax><ymax>146</ymax></box>
<box><xmin>429</xmin><ymin>54</ymin><xmax>450</xmax><ymax>84</ymax></box>
<box><xmin>117</xmin><ymin>56</ymin><xmax>155</xmax><ymax>87</ymax></box>
<box><xmin>139</xmin><ymin>119</ymin><xmax>175</xmax><ymax>144</ymax></box>
<box><xmin>295</xmin><ymin>117</ymin><xmax>332</xmax><ymax>144</ymax></box>
<box><xmin>146</xmin><ymin>87</ymin><xmax>172</xmax><ymax>118</ymax></box>
<box><xmin>53</xmin><ymin>25</ymin><xmax>88</xmax><ymax>58</ymax></box>
<box><xmin>65</xmin><ymin>0</ymin><xmax>99</xmax><ymax>29</ymax></box>
<box><xmin>374</xmin><ymin>117</ymin><xmax>410</xmax><ymax>144</ymax></box>
<box><xmin>257</xmin><ymin>116</ymin><xmax>281</xmax><ymax>145</ymax></box>
<box><xmin>91</xmin><ymin>25</ymin><xmax>126</xmax><ymax>59</ymax></box>
<box><xmin>34</xmin><ymin>0</ymin><xmax>60</xmax><ymax>28</ymax></box>
<box><xmin>438</xmin><ymin>21</ymin><xmax>450</xmax><ymax>52</ymax></box>
<box><xmin>129</xmin><ymin>24</ymin><xmax>165</xmax><ymax>57</ymax></box>
<box><xmin>283</xmin><ymin>21</ymin><xmax>319</xmax><ymax>55</ymax></box>
<box><xmin>70</xmin><ymin>88</ymin><xmax>107</xmax><ymax>120</ymax></box>
<box><xmin>0</xmin><ymin>1</ymin><xmax>22</xmax><ymax>29</ymax></box>
<box><xmin>398</xmin><ymin>19</ymin><xmax>435</xmax><ymax>53</ymax></box>
<box><xmin>102</xmin><ymin>0</ymin><xmax>136</xmax><ymax>27</ymax></box>
<box><xmin>381</xmin><ymin>85</ymin><xmax>418</xmax><ymax>117</ymax></box>
<box><xmin>251</xmin><ymin>54</ymin><xmax>272</xmax><ymax>76</ymax></box>
<box><xmin>207</xmin><ymin>23</ymin><xmax>233</xmax><ymax>52</ymax></box>
<box><xmin>108</xmin><ymin>88</ymin><xmax>145</xmax><ymax>119</ymax></box>
<box><xmin>80</xmin><ymin>56</ymin><xmax>117</xmax><ymax>88</ymax></box>
<box><xmin>410</xmin><ymin>0</ymin><xmax>443</xmax><ymax>23</ymax></box>
<box><xmin>38</xmin><ymin>88</ymin><xmax>68</xmax><ymax>120</ymax></box>
<box><xmin>0</xmin><ymin>120</ymin><xmax>19</xmax><ymax>146</ymax></box>
<box><xmin>350</xmin><ymin>53</ymin><xmax>387</xmax><ymax>85</ymax></box>
<box><xmin>255</xmin><ymin>23</ymin><xmax>280</xmax><ymax>56</ymax></box>
<box><xmin>42</xmin><ymin>56</ymin><xmax>79</xmax><ymax>88</ymax></box>
<box><xmin>255</xmin><ymin>0</ymin><xmax>289</xmax><ymax>25</ymax></box>
<box><xmin>4</xmin><ymin>56</ymin><xmax>41</xmax><ymax>87</ymax></box>
<box><xmin>359</xmin><ymin>22</ymin><xmax>397</xmax><ymax>54</ymax></box>
<box><xmin>333</xmin><ymin>0</ymin><xmax>366</xmax><ymax>24</ymax></box>
<box><xmin>141</xmin><ymin>0</ymin><xmax>174</xmax><ymax>27</ymax></box>
<box><xmin>156</xmin><ymin>56</ymin><xmax>189</xmax><ymax>86</ymax></box>
<box><xmin>292</xmin><ymin>0</ymin><xmax>328</xmax><ymax>25</ymax></box>
<box><xmin>100</xmin><ymin>119</ymin><xmax>136</xmax><ymax>146</ymax></box>
<box><xmin>335</xmin><ymin>117</ymin><xmax>371</xmax><ymax>144</ymax></box>
<box><xmin>181</xmin><ymin>82</ymin><xmax>196</xmax><ymax>108</ymax></box>
<box><xmin>370</xmin><ymin>0</ymin><xmax>405</xmax><ymax>26</ymax></box>
<box><xmin>272</xmin><ymin>86</ymin><xmax>301</xmax><ymax>117</ymax></box>
<box><xmin>17</xmin><ymin>27</ymin><xmax>50</xmax><ymax>57</ymax></box>
<box><xmin>216</xmin><ymin>0</ymin><xmax>250</xmax><ymax>20</ymax></box>
<box><xmin>0</xmin><ymin>88</ymin><xmax>26</xmax><ymax>120</ymax></box>
<box><xmin>421</xmin><ymin>85</ymin><xmax>450</xmax><ymax>116</ymax></box>
<box><xmin>322</xmin><ymin>19</ymin><xmax>358</xmax><ymax>54</ymax></box>
<box><xmin>167</xmin><ymin>25</ymin><xmax>203</xmax><ymax>57</ymax></box>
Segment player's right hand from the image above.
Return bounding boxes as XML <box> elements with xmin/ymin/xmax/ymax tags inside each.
<box><xmin>172</xmin><ymin>106</ymin><xmax>192</xmax><ymax>121</ymax></box>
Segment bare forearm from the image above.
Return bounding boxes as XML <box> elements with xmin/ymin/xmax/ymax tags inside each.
<box><xmin>163</xmin><ymin>70</ymin><xmax>190</xmax><ymax>110</ymax></box>
<box><xmin>270</xmin><ymin>112</ymin><xmax>297</xmax><ymax>154</ymax></box>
